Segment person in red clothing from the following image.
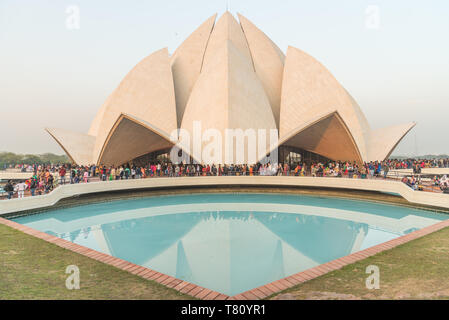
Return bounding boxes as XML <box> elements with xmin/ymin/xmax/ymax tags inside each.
<box><xmin>59</xmin><ymin>166</ymin><xmax>67</xmax><ymax>185</ymax></box>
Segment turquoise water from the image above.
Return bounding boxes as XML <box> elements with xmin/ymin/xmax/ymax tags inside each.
<box><xmin>13</xmin><ymin>193</ymin><xmax>448</xmax><ymax>295</ymax></box>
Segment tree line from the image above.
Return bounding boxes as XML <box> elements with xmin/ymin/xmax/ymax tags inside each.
<box><xmin>390</xmin><ymin>154</ymin><xmax>449</xmax><ymax>160</ymax></box>
<box><xmin>0</xmin><ymin>152</ymin><xmax>70</xmax><ymax>168</ymax></box>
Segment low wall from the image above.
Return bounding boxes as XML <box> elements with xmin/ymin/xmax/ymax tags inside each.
<box><xmin>1</xmin><ymin>176</ymin><xmax>449</xmax><ymax>216</ymax></box>
<box><xmin>0</xmin><ymin>172</ymin><xmax>37</xmax><ymax>180</ymax></box>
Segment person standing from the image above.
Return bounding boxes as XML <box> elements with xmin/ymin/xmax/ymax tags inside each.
<box><xmin>15</xmin><ymin>180</ymin><xmax>28</xmax><ymax>199</ymax></box>
<box><xmin>101</xmin><ymin>166</ymin><xmax>107</xmax><ymax>181</ymax></box>
<box><xmin>29</xmin><ymin>177</ymin><xmax>37</xmax><ymax>196</ymax></box>
<box><xmin>382</xmin><ymin>163</ymin><xmax>389</xmax><ymax>179</ymax></box>
<box><xmin>71</xmin><ymin>168</ymin><xmax>76</xmax><ymax>184</ymax></box>
<box><xmin>131</xmin><ymin>167</ymin><xmax>136</xmax><ymax>179</ymax></box>
<box><xmin>369</xmin><ymin>163</ymin><xmax>375</xmax><ymax>177</ymax></box>
<box><xmin>48</xmin><ymin>174</ymin><xmax>54</xmax><ymax>191</ymax></box>
<box><xmin>109</xmin><ymin>168</ymin><xmax>114</xmax><ymax>181</ymax></box>
<box><xmin>4</xmin><ymin>180</ymin><xmax>14</xmax><ymax>199</ymax></box>
<box><xmin>59</xmin><ymin>166</ymin><xmax>66</xmax><ymax>185</ymax></box>
<box><xmin>124</xmin><ymin>166</ymin><xmax>130</xmax><ymax>179</ymax></box>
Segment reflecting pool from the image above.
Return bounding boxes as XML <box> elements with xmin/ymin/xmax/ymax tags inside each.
<box><xmin>14</xmin><ymin>193</ymin><xmax>448</xmax><ymax>295</ymax></box>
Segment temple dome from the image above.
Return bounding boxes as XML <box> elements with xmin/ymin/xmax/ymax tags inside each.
<box><xmin>47</xmin><ymin>12</ymin><xmax>415</xmax><ymax>166</ymax></box>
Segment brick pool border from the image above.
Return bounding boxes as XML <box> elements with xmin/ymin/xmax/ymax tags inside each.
<box><xmin>1</xmin><ymin>215</ymin><xmax>449</xmax><ymax>300</ymax></box>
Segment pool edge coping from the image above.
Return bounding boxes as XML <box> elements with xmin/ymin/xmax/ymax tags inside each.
<box><xmin>2</xmin><ymin>216</ymin><xmax>449</xmax><ymax>300</ymax></box>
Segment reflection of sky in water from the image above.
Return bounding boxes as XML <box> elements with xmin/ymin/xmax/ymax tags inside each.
<box><xmin>358</xmin><ymin>228</ymin><xmax>398</xmax><ymax>251</ymax></box>
<box><xmin>14</xmin><ymin>193</ymin><xmax>448</xmax><ymax>296</ymax></box>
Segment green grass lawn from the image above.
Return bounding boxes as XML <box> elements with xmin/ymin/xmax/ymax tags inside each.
<box><xmin>1</xmin><ymin>221</ymin><xmax>449</xmax><ymax>300</ymax></box>
<box><xmin>270</xmin><ymin>226</ymin><xmax>449</xmax><ymax>300</ymax></box>
<box><xmin>0</xmin><ymin>223</ymin><xmax>192</xmax><ymax>299</ymax></box>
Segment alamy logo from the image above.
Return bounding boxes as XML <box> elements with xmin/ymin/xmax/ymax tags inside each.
<box><xmin>365</xmin><ymin>265</ymin><xmax>380</xmax><ymax>289</ymax></box>
<box><xmin>169</xmin><ymin>121</ymin><xmax>279</xmax><ymax>165</ymax></box>
<box><xmin>65</xmin><ymin>265</ymin><xmax>80</xmax><ymax>290</ymax></box>
<box><xmin>66</xmin><ymin>5</ymin><xmax>80</xmax><ymax>30</ymax></box>
<box><xmin>365</xmin><ymin>5</ymin><xmax>380</xmax><ymax>30</ymax></box>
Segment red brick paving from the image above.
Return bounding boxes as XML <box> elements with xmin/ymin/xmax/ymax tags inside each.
<box><xmin>271</xmin><ymin>280</ymin><xmax>289</xmax><ymax>290</ymax></box>
<box><xmin>249</xmin><ymin>288</ymin><xmax>268</xmax><ymax>299</ymax></box>
<box><xmin>179</xmin><ymin>283</ymin><xmax>196</xmax><ymax>294</ymax></box>
<box><xmin>173</xmin><ymin>281</ymin><xmax>190</xmax><ymax>291</ymax></box>
<box><xmin>257</xmin><ymin>285</ymin><xmax>275</xmax><ymax>296</ymax></box>
<box><xmin>283</xmin><ymin>276</ymin><xmax>301</xmax><ymax>286</ymax></box>
<box><xmin>188</xmin><ymin>286</ymin><xmax>204</xmax><ymax>297</ymax></box>
<box><xmin>203</xmin><ymin>291</ymin><xmax>221</xmax><ymax>300</ymax></box>
<box><xmin>160</xmin><ymin>276</ymin><xmax>176</xmax><ymax>286</ymax></box>
<box><xmin>264</xmin><ymin>283</ymin><xmax>281</xmax><ymax>293</ymax></box>
<box><xmin>154</xmin><ymin>274</ymin><xmax>170</xmax><ymax>283</ymax></box>
<box><xmin>130</xmin><ymin>266</ymin><xmax>147</xmax><ymax>275</ymax></box>
<box><xmin>135</xmin><ymin>268</ymin><xmax>152</xmax><ymax>277</ymax></box>
<box><xmin>241</xmin><ymin>291</ymin><xmax>259</xmax><ymax>300</ymax></box>
<box><xmin>166</xmin><ymin>279</ymin><xmax>183</xmax><ymax>289</ymax></box>
<box><xmin>195</xmin><ymin>289</ymin><xmax>213</xmax><ymax>299</ymax></box>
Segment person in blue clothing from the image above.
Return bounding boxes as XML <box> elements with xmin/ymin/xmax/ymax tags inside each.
<box><xmin>369</xmin><ymin>163</ymin><xmax>375</xmax><ymax>177</ymax></box>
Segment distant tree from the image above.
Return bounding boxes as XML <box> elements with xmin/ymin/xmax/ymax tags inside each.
<box><xmin>39</xmin><ymin>153</ymin><xmax>69</xmax><ymax>164</ymax></box>
<box><xmin>0</xmin><ymin>152</ymin><xmax>70</xmax><ymax>169</ymax></box>
<box><xmin>390</xmin><ymin>154</ymin><xmax>449</xmax><ymax>160</ymax></box>
<box><xmin>22</xmin><ymin>154</ymin><xmax>41</xmax><ymax>164</ymax></box>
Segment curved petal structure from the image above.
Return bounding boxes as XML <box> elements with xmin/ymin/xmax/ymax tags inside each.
<box><xmin>88</xmin><ymin>86</ymin><xmax>122</xmax><ymax>138</ymax></box>
<box><xmin>201</xmin><ymin>12</ymin><xmax>253</xmax><ymax>71</ymax></box>
<box><xmin>170</xmin><ymin>14</ymin><xmax>216</xmax><ymax>126</ymax></box>
<box><xmin>238</xmin><ymin>13</ymin><xmax>285</xmax><ymax>128</ymax></box>
<box><xmin>180</xmin><ymin>39</ymin><xmax>276</xmax><ymax>164</ymax></box>
<box><xmin>367</xmin><ymin>122</ymin><xmax>416</xmax><ymax>162</ymax></box>
<box><xmin>279</xmin><ymin>46</ymin><xmax>369</xmax><ymax>161</ymax></box>
<box><xmin>98</xmin><ymin>113</ymin><xmax>175</xmax><ymax>166</ymax></box>
<box><xmin>277</xmin><ymin>110</ymin><xmax>363</xmax><ymax>163</ymax></box>
<box><xmin>344</xmin><ymin>89</ymin><xmax>372</xmax><ymax>150</ymax></box>
<box><xmin>88</xmin><ymin>100</ymin><xmax>108</xmax><ymax>137</ymax></box>
<box><xmin>92</xmin><ymin>47</ymin><xmax>177</xmax><ymax>164</ymax></box>
<box><xmin>46</xmin><ymin>128</ymin><xmax>95</xmax><ymax>165</ymax></box>
<box><xmin>47</xmin><ymin>12</ymin><xmax>415</xmax><ymax>166</ymax></box>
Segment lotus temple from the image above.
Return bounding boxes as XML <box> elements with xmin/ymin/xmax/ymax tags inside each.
<box><xmin>4</xmin><ymin>11</ymin><xmax>449</xmax><ymax>302</ymax></box>
<box><xmin>46</xmin><ymin>12</ymin><xmax>415</xmax><ymax>166</ymax></box>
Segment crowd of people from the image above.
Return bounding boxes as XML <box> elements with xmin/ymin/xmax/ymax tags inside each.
<box><xmin>2</xmin><ymin>168</ymin><xmax>55</xmax><ymax>199</ymax></box>
<box><xmin>434</xmin><ymin>175</ymin><xmax>449</xmax><ymax>192</ymax></box>
<box><xmin>382</xmin><ymin>158</ymin><xmax>449</xmax><ymax>170</ymax></box>
<box><xmin>2</xmin><ymin>158</ymin><xmax>449</xmax><ymax>199</ymax></box>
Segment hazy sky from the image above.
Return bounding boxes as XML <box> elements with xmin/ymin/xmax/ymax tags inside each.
<box><xmin>1</xmin><ymin>0</ymin><xmax>448</xmax><ymax>156</ymax></box>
